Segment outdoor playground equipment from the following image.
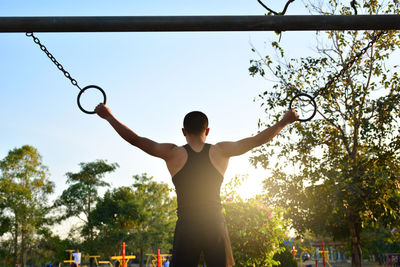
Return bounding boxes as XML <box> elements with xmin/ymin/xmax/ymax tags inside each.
<box><xmin>1</xmin><ymin>0</ymin><xmax>399</xmax><ymax>119</ymax></box>
<box><xmin>87</xmin><ymin>253</ymin><xmax>136</xmax><ymax>267</ymax></box>
<box><xmin>145</xmin><ymin>250</ymin><xmax>172</xmax><ymax>267</ymax></box>
<box><xmin>298</xmin><ymin>249</ymin><xmax>312</xmax><ymax>267</ymax></box>
<box><xmin>64</xmin><ymin>250</ymin><xmax>79</xmax><ymax>267</ymax></box>
<box><xmin>21</xmin><ymin>18</ymin><xmax>388</xmax><ymax>122</ymax></box>
<box><xmin>89</xmin><ymin>256</ymin><xmax>113</xmax><ymax>267</ymax></box>
<box><xmin>385</xmin><ymin>253</ymin><xmax>400</xmax><ymax>267</ymax></box>
<box><xmin>63</xmin><ymin>243</ymin><xmax>171</xmax><ymax>267</ymax></box>
<box><xmin>110</xmin><ymin>255</ymin><xmax>136</xmax><ymax>267</ymax></box>
<box><xmin>297</xmin><ymin>241</ymin><xmax>336</xmax><ymax>267</ymax></box>
<box><xmin>284</xmin><ymin>239</ymin><xmax>297</xmax><ymax>258</ymax></box>
<box><xmin>111</xmin><ymin>242</ymin><xmax>136</xmax><ymax>267</ymax></box>
<box><xmin>316</xmin><ymin>241</ymin><xmax>332</xmax><ymax>267</ymax></box>
<box><xmin>63</xmin><ymin>244</ymin><xmax>135</xmax><ymax>267</ymax></box>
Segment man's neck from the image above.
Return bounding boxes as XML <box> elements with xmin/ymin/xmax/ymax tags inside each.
<box><xmin>186</xmin><ymin>137</ymin><xmax>206</xmax><ymax>152</ymax></box>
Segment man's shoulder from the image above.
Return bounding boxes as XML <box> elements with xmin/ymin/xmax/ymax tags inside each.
<box><xmin>168</xmin><ymin>145</ymin><xmax>187</xmax><ymax>157</ymax></box>
<box><xmin>209</xmin><ymin>142</ymin><xmax>225</xmax><ymax>151</ymax></box>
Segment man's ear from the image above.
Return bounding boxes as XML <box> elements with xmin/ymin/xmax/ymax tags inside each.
<box><xmin>182</xmin><ymin>128</ymin><xmax>187</xmax><ymax>136</ymax></box>
<box><xmin>205</xmin><ymin>128</ymin><xmax>210</xmax><ymax>136</ymax></box>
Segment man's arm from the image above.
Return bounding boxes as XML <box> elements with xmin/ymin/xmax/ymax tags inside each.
<box><xmin>214</xmin><ymin>109</ymin><xmax>298</xmax><ymax>157</ymax></box>
<box><xmin>95</xmin><ymin>104</ymin><xmax>177</xmax><ymax>160</ymax></box>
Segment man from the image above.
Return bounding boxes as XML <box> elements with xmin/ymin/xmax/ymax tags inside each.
<box><xmin>163</xmin><ymin>257</ymin><xmax>170</xmax><ymax>267</ymax></box>
<box><xmin>72</xmin><ymin>249</ymin><xmax>81</xmax><ymax>266</ymax></box>
<box><xmin>95</xmin><ymin>104</ymin><xmax>298</xmax><ymax>267</ymax></box>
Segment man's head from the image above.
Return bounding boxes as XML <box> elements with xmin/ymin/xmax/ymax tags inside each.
<box><xmin>183</xmin><ymin>111</ymin><xmax>209</xmax><ymax>136</ymax></box>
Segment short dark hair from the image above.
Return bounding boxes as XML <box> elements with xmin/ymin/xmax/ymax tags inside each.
<box><xmin>183</xmin><ymin>111</ymin><xmax>208</xmax><ymax>135</ymax></box>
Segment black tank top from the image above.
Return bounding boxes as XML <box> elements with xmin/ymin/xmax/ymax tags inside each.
<box><xmin>172</xmin><ymin>143</ymin><xmax>224</xmax><ymax>218</ymax></box>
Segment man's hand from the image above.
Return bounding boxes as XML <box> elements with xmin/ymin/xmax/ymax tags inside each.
<box><xmin>280</xmin><ymin>109</ymin><xmax>299</xmax><ymax>126</ymax></box>
<box><xmin>95</xmin><ymin>103</ymin><xmax>112</xmax><ymax>120</ymax></box>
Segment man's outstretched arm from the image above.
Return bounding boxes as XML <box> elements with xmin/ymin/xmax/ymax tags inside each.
<box><xmin>215</xmin><ymin>109</ymin><xmax>299</xmax><ymax>157</ymax></box>
<box><xmin>95</xmin><ymin>103</ymin><xmax>177</xmax><ymax>160</ymax></box>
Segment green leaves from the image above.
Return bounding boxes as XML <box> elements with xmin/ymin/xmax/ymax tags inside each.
<box><xmin>249</xmin><ymin>0</ymin><xmax>400</xmax><ymax>264</ymax></box>
<box><xmin>88</xmin><ymin>174</ymin><xmax>176</xmax><ymax>259</ymax></box>
<box><xmin>0</xmin><ymin>145</ymin><xmax>55</xmax><ymax>266</ymax></box>
<box><xmin>224</xmin><ymin>198</ymin><xmax>286</xmax><ymax>266</ymax></box>
<box><xmin>54</xmin><ymin>159</ymin><xmax>118</xmax><ymax>243</ymax></box>
<box><xmin>65</xmin><ymin>160</ymin><xmax>118</xmax><ymax>185</ymax></box>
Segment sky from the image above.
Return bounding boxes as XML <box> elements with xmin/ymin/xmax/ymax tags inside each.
<box><xmin>0</xmin><ymin>0</ymin><xmax>316</xmax><ymax>202</ymax></box>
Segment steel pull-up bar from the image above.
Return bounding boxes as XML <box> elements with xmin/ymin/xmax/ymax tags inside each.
<box><xmin>0</xmin><ymin>15</ymin><xmax>400</xmax><ymax>32</ymax></box>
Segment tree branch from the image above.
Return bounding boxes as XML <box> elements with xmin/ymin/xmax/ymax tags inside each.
<box><xmin>318</xmin><ymin>110</ymin><xmax>352</xmax><ymax>155</ymax></box>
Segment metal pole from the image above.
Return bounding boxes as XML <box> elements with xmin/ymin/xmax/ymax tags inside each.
<box><xmin>122</xmin><ymin>242</ymin><xmax>126</xmax><ymax>267</ymax></box>
<box><xmin>157</xmin><ymin>249</ymin><xmax>161</xmax><ymax>267</ymax></box>
<box><xmin>0</xmin><ymin>15</ymin><xmax>400</xmax><ymax>32</ymax></box>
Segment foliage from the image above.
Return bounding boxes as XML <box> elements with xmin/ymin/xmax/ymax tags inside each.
<box><xmin>249</xmin><ymin>1</ymin><xmax>400</xmax><ymax>266</ymax></box>
<box><xmin>360</xmin><ymin>227</ymin><xmax>400</xmax><ymax>263</ymax></box>
<box><xmin>129</xmin><ymin>174</ymin><xmax>176</xmax><ymax>266</ymax></box>
<box><xmin>88</xmin><ymin>185</ymin><xmax>142</xmax><ymax>257</ymax></box>
<box><xmin>89</xmin><ymin>174</ymin><xmax>176</xmax><ymax>267</ymax></box>
<box><xmin>54</xmin><ymin>159</ymin><xmax>118</xmax><ymax>244</ymax></box>
<box><xmin>20</xmin><ymin>230</ymin><xmax>77</xmax><ymax>266</ymax></box>
<box><xmin>0</xmin><ymin>145</ymin><xmax>54</xmax><ymax>267</ymax></box>
<box><xmin>222</xmin><ymin>176</ymin><xmax>288</xmax><ymax>266</ymax></box>
<box><xmin>272</xmin><ymin>246</ymin><xmax>298</xmax><ymax>267</ymax></box>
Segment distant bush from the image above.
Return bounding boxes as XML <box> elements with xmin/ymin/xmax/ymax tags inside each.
<box><xmin>273</xmin><ymin>247</ymin><xmax>297</xmax><ymax>267</ymax></box>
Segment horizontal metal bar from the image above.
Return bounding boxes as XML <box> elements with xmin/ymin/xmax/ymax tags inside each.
<box><xmin>0</xmin><ymin>15</ymin><xmax>400</xmax><ymax>32</ymax></box>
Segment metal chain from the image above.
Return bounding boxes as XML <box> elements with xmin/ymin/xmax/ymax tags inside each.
<box><xmin>258</xmin><ymin>0</ymin><xmax>355</xmax><ymax>16</ymax></box>
<box><xmin>26</xmin><ymin>32</ymin><xmax>81</xmax><ymax>90</ymax></box>
<box><xmin>315</xmin><ymin>30</ymin><xmax>385</xmax><ymax>98</ymax></box>
<box><xmin>257</xmin><ymin>0</ymin><xmax>295</xmax><ymax>15</ymax></box>
<box><xmin>350</xmin><ymin>0</ymin><xmax>358</xmax><ymax>15</ymax></box>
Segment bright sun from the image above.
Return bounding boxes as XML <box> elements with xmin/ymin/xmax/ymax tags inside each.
<box><xmin>224</xmin><ymin>155</ymin><xmax>270</xmax><ymax>199</ymax></box>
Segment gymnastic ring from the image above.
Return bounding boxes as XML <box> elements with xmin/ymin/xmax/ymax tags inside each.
<box><xmin>77</xmin><ymin>85</ymin><xmax>107</xmax><ymax>114</ymax></box>
<box><xmin>289</xmin><ymin>93</ymin><xmax>317</xmax><ymax>122</ymax></box>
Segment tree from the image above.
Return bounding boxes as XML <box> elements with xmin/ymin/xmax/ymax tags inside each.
<box><xmin>20</xmin><ymin>229</ymin><xmax>75</xmax><ymax>266</ymax></box>
<box><xmin>224</xmin><ymin>198</ymin><xmax>287</xmax><ymax>266</ymax></box>
<box><xmin>0</xmin><ymin>145</ymin><xmax>54</xmax><ymax>267</ymax></box>
<box><xmin>361</xmin><ymin>227</ymin><xmax>396</xmax><ymax>264</ymax></box>
<box><xmin>90</xmin><ymin>174</ymin><xmax>176</xmax><ymax>267</ymax></box>
<box><xmin>129</xmin><ymin>174</ymin><xmax>176</xmax><ymax>267</ymax></box>
<box><xmin>272</xmin><ymin>246</ymin><xmax>298</xmax><ymax>267</ymax></box>
<box><xmin>54</xmin><ymin>160</ymin><xmax>118</xmax><ymax>244</ymax></box>
<box><xmin>249</xmin><ymin>1</ymin><xmax>400</xmax><ymax>266</ymax></box>
<box><xmin>89</xmin><ymin>186</ymin><xmax>141</xmax><ymax>256</ymax></box>
<box><xmin>222</xmin><ymin>175</ymin><xmax>288</xmax><ymax>266</ymax></box>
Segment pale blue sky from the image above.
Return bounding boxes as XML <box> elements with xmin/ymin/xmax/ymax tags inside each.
<box><xmin>0</xmin><ymin>0</ymin><xmax>315</xmax><ymax>199</ymax></box>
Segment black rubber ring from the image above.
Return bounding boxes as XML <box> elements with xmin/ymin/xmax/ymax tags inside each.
<box><xmin>289</xmin><ymin>93</ymin><xmax>317</xmax><ymax>122</ymax></box>
<box><xmin>77</xmin><ymin>85</ymin><xmax>107</xmax><ymax>114</ymax></box>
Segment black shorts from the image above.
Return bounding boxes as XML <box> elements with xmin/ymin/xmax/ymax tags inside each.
<box><xmin>170</xmin><ymin>213</ymin><xmax>234</xmax><ymax>267</ymax></box>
